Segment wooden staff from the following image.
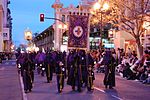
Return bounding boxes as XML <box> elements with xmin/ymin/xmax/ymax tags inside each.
<box><xmin>48</xmin><ymin>64</ymin><xmax>50</xmax><ymax>78</ymax></box>
<box><xmin>59</xmin><ymin>62</ymin><xmax>64</xmax><ymax>90</ymax></box>
<box><xmin>88</xmin><ymin>65</ymin><xmax>93</xmax><ymax>88</ymax></box>
<box><xmin>79</xmin><ymin>64</ymin><xmax>83</xmax><ymax>83</ymax></box>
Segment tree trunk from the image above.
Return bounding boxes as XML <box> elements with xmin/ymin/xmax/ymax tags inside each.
<box><xmin>136</xmin><ymin>37</ymin><xmax>143</xmax><ymax>58</ymax></box>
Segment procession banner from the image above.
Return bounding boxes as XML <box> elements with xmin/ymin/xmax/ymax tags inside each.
<box><xmin>68</xmin><ymin>15</ymin><xmax>89</xmax><ymax>49</ymax></box>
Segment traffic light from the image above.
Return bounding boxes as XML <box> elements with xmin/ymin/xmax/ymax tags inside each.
<box><xmin>40</xmin><ymin>14</ymin><xmax>44</xmax><ymax>22</ymax></box>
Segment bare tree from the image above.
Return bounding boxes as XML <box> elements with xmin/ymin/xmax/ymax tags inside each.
<box><xmin>111</xmin><ymin>0</ymin><xmax>150</xmax><ymax>57</ymax></box>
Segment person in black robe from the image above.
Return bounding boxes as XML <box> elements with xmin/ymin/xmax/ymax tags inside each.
<box><xmin>103</xmin><ymin>49</ymin><xmax>116</xmax><ymax>89</ymax></box>
<box><xmin>55</xmin><ymin>51</ymin><xmax>66</xmax><ymax>93</ymax></box>
<box><xmin>79</xmin><ymin>50</ymin><xmax>87</xmax><ymax>87</ymax></box>
<box><xmin>45</xmin><ymin>51</ymin><xmax>54</xmax><ymax>83</ymax></box>
<box><xmin>22</xmin><ymin>53</ymin><xmax>34</xmax><ymax>93</ymax></box>
<box><xmin>86</xmin><ymin>51</ymin><xmax>95</xmax><ymax>91</ymax></box>
<box><xmin>67</xmin><ymin>50</ymin><xmax>82</xmax><ymax>92</ymax></box>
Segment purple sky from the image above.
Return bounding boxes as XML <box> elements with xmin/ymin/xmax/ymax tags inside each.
<box><xmin>9</xmin><ymin>0</ymin><xmax>79</xmax><ymax>46</ymax></box>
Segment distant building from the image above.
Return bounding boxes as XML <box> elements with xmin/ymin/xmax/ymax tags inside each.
<box><xmin>33</xmin><ymin>26</ymin><xmax>54</xmax><ymax>51</ymax></box>
<box><xmin>34</xmin><ymin>0</ymin><xmax>150</xmax><ymax>53</ymax></box>
<box><xmin>0</xmin><ymin>0</ymin><xmax>12</xmax><ymax>52</ymax></box>
<box><xmin>51</xmin><ymin>0</ymin><xmax>115</xmax><ymax>51</ymax></box>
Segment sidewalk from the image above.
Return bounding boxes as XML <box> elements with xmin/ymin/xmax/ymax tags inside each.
<box><xmin>0</xmin><ymin>63</ymin><xmax>23</xmax><ymax>100</ymax></box>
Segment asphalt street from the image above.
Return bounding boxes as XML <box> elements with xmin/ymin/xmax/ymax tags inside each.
<box><xmin>0</xmin><ymin>60</ymin><xmax>22</xmax><ymax>100</ymax></box>
<box><xmin>0</xmin><ymin>60</ymin><xmax>150</xmax><ymax>100</ymax></box>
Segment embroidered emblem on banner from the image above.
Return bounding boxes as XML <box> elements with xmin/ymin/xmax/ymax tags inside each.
<box><xmin>68</xmin><ymin>15</ymin><xmax>89</xmax><ymax>49</ymax></box>
<box><xmin>73</xmin><ymin>26</ymin><xmax>83</xmax><ymax>38</ymax></box>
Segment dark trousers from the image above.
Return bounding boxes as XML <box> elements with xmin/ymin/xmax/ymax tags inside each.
<box><xmin>72</xmin><ymin>74</ymin><xmax>82</xmax><ymax>91</ymax></box>
<box><xmin>57</xmin><ymin>74</ymin><xmax>64</xmax><ymax>92</ymax></box>
<box><xmin>45</xmin><ymin>64</ymin><xmax>53</xmax><ymax>82</ymax></box>
<box><xmin>23</xmin><ymin>71</ymin><xmax>32</xmax><ymax>91</ymax></box>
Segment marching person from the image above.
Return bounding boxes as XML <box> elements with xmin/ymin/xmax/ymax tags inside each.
<box><xmin>28</xmin><ymin>52</ymin><xmax>36</xmax><ymax>83</ymax></box>
<box><xmin>22</xmin><ymin>53</ymin><xmax>34</xmax><ymax>93</ymax></box>
<box><xmin>86</xmin><ymin>51</ymin><xmax>95</xmax><ymax>91</ymax></box>
<box><xmin>17</xmin><ymin>52</ymin><xmax>26</xmax><ymax>76</ymax></box>
<box><xmin>67</xmin><ymin>50</ymin><xmax>82</xmax><ymax>92</ymax></box>
<box><xmin>55</xmin><ymin>51</ymin><xmax>66</xmax><ymax>93</ymax></box>
<box><xmin>35</xmin><ymin>50</ymin><xmax>46</xmax><ymax>76</ymax></box>
<box><xmin>102</xmin><ymin>49</ymin><xmax>116</xmax><ymax>89</ymax></box>
<box><xmin>45</xmin><ymin>51</ymin><xmax>54</xmax><ymax>83</ymax></box>
<box><xmin>79</xmin><ymin>50</ymin><xmax>87</xmax><ymax>87</ymax></box>
<box><xmin>67</xmin><ymin>50</ymin><xmax>75</xmax><ymax>77</ymax></box>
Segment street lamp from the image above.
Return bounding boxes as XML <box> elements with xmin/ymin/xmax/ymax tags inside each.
<box><xmin>91</xmin><ymin>1</ymin><xmax>109</xmax><ymax>52</ymax></box>
<box><xmin>58</xmin><ymin>24</ymin><xmax>67</xmax><ymax>29</ymax></box>
<box><xmin>24</xmin><ymin>28</ymin><xmax>33</xmax><ymax>52</ymax></box>
<box><xmin>24</xmin><ymin>28</ymin><xmax>32</xmax><ymax>41</ymax></box>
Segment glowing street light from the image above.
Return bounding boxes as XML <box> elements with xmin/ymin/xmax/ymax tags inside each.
<box><xmin>102</xmin><ymin>3</ymin><xmax>109</xmax><ymax>11</ymax></box>
<box><xmin>64</xmin><ymin>24</ymin><xmax>67</xmax><ymax>29</ymax></box>
<box><xmin>93</xmin><ymin>2</ymin><xmax>109</xmax><ymax>12</ymax></box>
<box><xmin>58</xmin><ymin>24</ymin><xmax>67</xmax><ymax>29</ymax></box>
<box><xmin>93</xmin><ymin>2</ymin><xmax>101</xmax><ymax>10</ymax></box>
<box><xmin>91</xmin><ymin>1</ymin><xmax>110</xmax><ymax>52</ymax></box>
<box><xmin>24</xmin><ymin>28</ymin><xmax>32</xmax><ymax>41</ymax></box>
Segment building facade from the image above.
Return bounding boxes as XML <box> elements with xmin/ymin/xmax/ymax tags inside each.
<box><xmin>52</xmin><ymin>0</ymin><xmax>113</xmax><ymax>51</ymax></box>
<box><xmin>0</xmin><ymin>0</ymin><xmax>12</xmax><ymax>52</ymax></box>
<box><xmin>34</xmin><ymin>0</ymin><xmax>118</xmax><ymax>51</ymax></box>
<box><xmin>34</xmin><ymin>0</ymin><xmax>150</xmax><ymax>53</ymax></box>
<box><xmin>33</xmin><ymin>26</ymin><xmax>54</xmax><ymax>51</ymax></box>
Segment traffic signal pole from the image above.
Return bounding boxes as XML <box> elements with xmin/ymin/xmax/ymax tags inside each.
<box><xmin>44</xmin><ymin>17</ymin><xmax>66</xmax><ymax>25</ymax></box>
<box><xmin>40</xmin><ymin>14</ymin><xmax>67</xmax><ymax>51</ymax></box>
<box><xmin>40</xmin><ymin>14</ymin><xmax>66</xmax><ymax>25</ymax></box>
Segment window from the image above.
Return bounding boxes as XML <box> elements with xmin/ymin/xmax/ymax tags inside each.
<box><xmin>3</xmin><ymin>33</ymin><xmax>7</xmax><ymax>37</ymax></box>
<box><xmin>62</xmin><ymin>15</ymin><xmax>65</xmax><ymax>22</ymax></box>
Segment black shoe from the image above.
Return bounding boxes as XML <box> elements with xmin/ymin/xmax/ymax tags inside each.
<box><xmin>29</xmin><ymin>89</ymin><xmax>32</xmax><ymax>92</ymax></box>
<box><xmin>24</xmin><ymin>90</ymin><xmax>28</xmax><ymax>93</ymax></box>
<box><xmin>72</xmin><ymin>87</ymin><xmax>75</xmax><ymax>91</ymax></box>
<box><xmin>58</xmin><ymin>89</ymin><xmax>62</xmax><ymax>93</ymax></box>
<box><xmin>105</xmin><ymin>85</ymin><xmax>108</xmax><ymax>89</ymax></box>
<box><xmin>78</xmin><ymin>89</ymin><xmax>81</xmax><ymax>92</ymax></box>
<box><xmin>109</xmin><ymin>86</ymin><xmax>113</xmax><ymax>89</ymax></box>
<box><xmin>142</xmin><ymin>80</ymin><xmax>147</xmax><ymax>84</ymax></box>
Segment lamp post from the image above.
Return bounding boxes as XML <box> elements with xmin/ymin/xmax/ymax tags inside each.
<box><xmin>91</xmin><ymin>1</ymin><xmax>109</xmax><ymax>52</ymax></box>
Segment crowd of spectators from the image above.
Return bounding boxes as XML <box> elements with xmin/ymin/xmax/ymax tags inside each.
<box><xmin>92</xmin><ymin>47</ymin><xmax>150</xmax><ymax>84</ymax></box>
<box><xmin>0</xmin><ymin>52</ymin><xmax>13</xmax><ymax>63</ymax></box>
<box><xmin>116</xmin><ymin>48</ymin><xmax>150</xmax><ymax>84</ymax></box>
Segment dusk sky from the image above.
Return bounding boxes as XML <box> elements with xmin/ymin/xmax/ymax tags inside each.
<box><xmin>9</xmin><ymin>0</ymin><xmax>79</xmax><ymax>46</ymax></box>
